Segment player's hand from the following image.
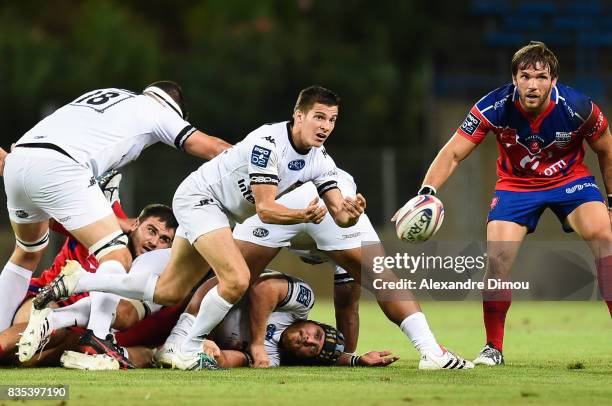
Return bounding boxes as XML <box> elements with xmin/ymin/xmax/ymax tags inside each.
<box><xmin>342</xmin><ymin>193</ymin><xmax>366</xmax><ymax>220</ymax></box>
<box><xmin>202</xmin><ymin>339</ymin><xmax>221</xmax><ymax>360</ymax></box>
<box><xmin>358</xmin><ymin>350</ymin><xmax>399</xmax><ymax>367</ymax></box>
<box><xmin>249</xmin><ymin>343</ymin><xmax>270</xmax><ymax>368</ymax></box>
<box><xmin>303</xmin><ymin>197</ymin><xmax>327</xmax><ymax>224</ymax></box>
<box><xmin>0</xmin><ymin>147</ymin><xmax>7</xmax><ymax>177</ymax></box>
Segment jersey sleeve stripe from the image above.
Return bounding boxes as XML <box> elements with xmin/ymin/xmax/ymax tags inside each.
<box><xmin>250</xmin><ymin>173</ymin><xmax>279</xmax><ymax>185</ymax></box>
<box><xmin>317</xmin><ymin>181</ymin><xmax>339</xmax><ymax>197</ymax></box>
<box><xmin>174</xmin><ymin>125</ymin><xmax>197</xmax><ymax>151</ymax></box>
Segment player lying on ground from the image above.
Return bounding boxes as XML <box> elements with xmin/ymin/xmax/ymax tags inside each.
<box><xmin>232</xmin><ymin>168</ymin><xmax>473</xmax><ymax>369</ymax></box>
<box><xmin>4</xmin><ymin>248</ymin><xmax>185</xmax><ymax>369</ymax></box>
<box><xmin>410</xmin><ymin>41</ymin><xmax>612</xmax><ymax>366</ymax></box>
<box><xmin>9</xmin><ymin>175</ymin><xmax>177</xmax><ymax>367</ymax></box>
<box><xmin>0</xmin><ymin>80</ymin><xmax>229</xmax><ymax>334</ymax></box>
<box><xmin>30</xmin><ymin>85</ymin><xmax>367</xmax><ymax>370</ymax></box>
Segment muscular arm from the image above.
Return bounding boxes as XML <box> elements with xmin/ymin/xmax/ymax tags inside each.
<box><xmin>333</xmin><ymin>281</ymin><xmax>360</xmax><ymax>353</ymax></box>
<box><xmin>251</xmin><ymin>184</ymin><xmax>326</xmax><ymax>225</ymax></box>
<box><xmin>321</xmin><ymin>188</ymin><xmax>366</xmax><ymax>227</ymax></box>
<box><xmin>183</xmin><ymin>130</ymin><xmax>231</xmax><ymax>161</ymax></box>
<box><xmin>589</xmin><ymin>127</ymin><xmax>612</xmax><ymax>196</ymax></box>
<box><xmin>217</xmin><ymin>350</ymin><xmax>249</xmax><ymax>368</ymax></box>
<box><xmin>247</xmin><ymin>275</ymin><xmax>289</xmax><ymax>367</ymax></box>
<box><xmin>421</xmin><ymin>133</ymin><xmax>479</xmax><ymax>191</ymax></box>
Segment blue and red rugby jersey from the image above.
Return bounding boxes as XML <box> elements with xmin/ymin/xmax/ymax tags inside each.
<box><xmin>456</xmin><ymin>83</ymin><xmax>608</xmax><ymax>191</ymax></box>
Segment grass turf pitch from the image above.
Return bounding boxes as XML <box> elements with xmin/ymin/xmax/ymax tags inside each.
<box><xmin>0</xmin><ymin>301</ymin><xmax>610</xmax><ymax>405</ymax></box>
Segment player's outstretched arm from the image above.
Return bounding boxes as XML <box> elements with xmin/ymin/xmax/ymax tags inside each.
<box><xmin>333</xmin><ymin>280</ymin><xmax>360</xmax><ymax>353</ymax></box>
<box><xmin>246</xmin><ymin>275</ymin><xmax>290</xmax><ymax>368</ymax></box>
<box><xmin>251</xmin><ymin>184</ymin><xmax>327</xmax><ymax>225</ymax></box>
<box><xmin>336</xmin><ymin>350</ymin><xmax>399</xmax><ymax>367</ymax></box>
<box><xmin>420</xmin><ymin>132</ymin><xmax>478</xmax><ymax>192</ymax></box>
<box><xmin>322</xmin><ymin>188</ymin><xmax>366</xmax><ymax>228</ymax></box>
<box><xmin>183</xmin><ymin>130</ymin><xmax>232</xmax><ymax>161</ymax></box>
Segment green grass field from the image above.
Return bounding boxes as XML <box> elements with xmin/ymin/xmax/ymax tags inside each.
<box><xmin>1</xmin><ymin>300</ymin><xmax>610</xmax><ymax>405</ymax></box>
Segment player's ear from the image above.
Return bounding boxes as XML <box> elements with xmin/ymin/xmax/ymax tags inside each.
<box><xmin>551</xmin><ymin>76</ymin><xmax>558</xmax><ymax>87</ymax></box>
<box><xmin>294</xmin><ymin>109</ymin><xmax>304</xmax><ymax>124</ymax></box>
<box><xmin>512</xmin><ymin>74</ymin><xmax>517</xmax><ymax>86</ymax></box>
<box><xmin>131</xmin><ymin>218</ymin><xmax>140</xmax><ymax>232</ymax></box>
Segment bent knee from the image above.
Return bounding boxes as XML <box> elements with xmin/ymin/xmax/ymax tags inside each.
<box><xmin>218</xmin><ymin>276</ymin><xmax>249</xmax><ymax>303</ymax></box>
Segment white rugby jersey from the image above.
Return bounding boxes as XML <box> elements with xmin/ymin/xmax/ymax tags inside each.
<box><xmin>15</xmin><ymin>88</ymin><xmax>195</xmax><ymax>177</ymax></box>
<box><xmin>191</xmin><ymin>121</ymin><xmax>339</xmax><ymax>222</ymax></box>
<box><xmin>213</xmin><ymin>273</ymin><xmax>314</xmax><ymax>367</ymax></box>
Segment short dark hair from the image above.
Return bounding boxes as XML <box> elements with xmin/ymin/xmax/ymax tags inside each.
<box><xmin>294</xmin><ymin>85</ymin><xmax>340</xmax><ymax>113</ymax></box>
<box><xmin>137</xmin><ymin>204</ymin><xmax>178</xmax><ymax>230</ymax></box>
<box><xmin>511</xmin><ymin>41</ymin><xmax>559</xmax><ymax>78</ymax></box>
<box><xmin>144</xmin><ymin>80</ymin><xmax>188</xmax><ymax>119</ymax></box>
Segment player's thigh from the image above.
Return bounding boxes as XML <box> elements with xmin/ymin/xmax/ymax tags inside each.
<box><xmin>566</xmin><ymin>201</ymin><xmax>612</xmax><ymax>256</ymax></box>
<box><xmin>235</xmin><ymin>240</ymin><xmax>281</xmax><ymax>282</ymax></box>
<box><xmin>326</xmin><ymin>247</ymin><xmax>363</xmax><ymax>283</ymax></box>
<box><xmin>155</xmin><ymin>236</ymin><xmax>211</xmax><ymax>301</ymax></box>
<box><xmin>193</xmin><ymin>227</ymin><xmax>250</xmax><ymax>291</ymax></box>
<box><xmin>486</xmin><ymin>220</ymin><xmax>528</xmax><ymax>278</ymax></box>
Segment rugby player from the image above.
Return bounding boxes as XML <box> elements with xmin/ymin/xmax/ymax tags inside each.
<box><xmin>156</xmin><ymin>271</ymin><xmax>398</xmax><ymax>369</ymax></box>
<box><xmin>8</xmin><ymin>200</ymin><xmax>177</xmax><ymax>368</ymax></box>
<box><xmin>31</xmin><ymin>85</ymin><xmax>367</xmax><ymax>370</ymax></box>
<box><xmin>233</xmin><ymin>168</ymin><xmax>474</xmax><ymax>369</ymax></box>
<box><xmin>410</xmin><ymin>42</ymin><xmax>612</xmax><ymax>366</ymax></box>
<box><xmin>0</xmin><ymin>81</ymin><xmax>230</xmax><ymax>332</ymax></box>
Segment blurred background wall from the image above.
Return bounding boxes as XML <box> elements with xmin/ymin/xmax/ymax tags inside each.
<box><xmin>1</xmin><ymin>0</ymin><xmax>611</xmax><ymax>295</ymax></box>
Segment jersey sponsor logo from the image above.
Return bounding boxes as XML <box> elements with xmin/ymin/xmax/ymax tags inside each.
<box><xmin>265</xmin><ymin>324</ymin><xmax>276</xmax><ymax>340</ymax></box>
<box><xmin>296</xmin><ymin>285</ymin><xmax>313</xmax><ymax>307</ymax></box>
<box><xmin>15</xmin><ymin>210</ymin><xmax>29</xmax><ymax>219</ymax></box>
<box><xmin>321</xmin><ymin>147</ymin><xmax>328</xmax><ymax>158</ymax></box>
<box><xmin>195</xmin><ymin>198</ymin><xmax>214</xmax><ymax>207</ymax></box>
<box><xmin>252</xmin><ymin>227</ymin><xmax>269</xmax><ymax>238</ymax></box>
<box><xmin>555</xmin><ymin>132</ymin><xmax>573</xmax><ymax>148</ymax></box>
<box><xmin>460</xmin><ymin>112</ymin><xmax>481</xmax><ymax>136</ymax></box>
<box><xmin>250</xmin><ymin>174</ymin><xmax>278</xmax><ymax>184</ymax></box>
<box><xmin>238</xmin><ymin>179</ymin><xmax>255</xmax><ymax>204</ymax></box>
<box><xmin>565</xmin><ymin>181</ymin><xmax>598</xmax><ymax>194</ymax></box>
<box><xmin>263</xmin><ymin>136</ymin><xmax>276</xmax><ymax>146</ymax></box>
<box><xmin>251</xmin><ymin>146</ymin><xmax>272</xmax><ymax>168</ymax></box>
<box><xmin>288</xmin><ymin>159</ymin><xmax>306</xmax><ymax>171</ymax></box>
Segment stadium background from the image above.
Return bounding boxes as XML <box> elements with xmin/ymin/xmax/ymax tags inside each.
<box><xmin>1</xmin><ymin>0</ymin><xmax>612</xmax><ymax>298</ymax></box>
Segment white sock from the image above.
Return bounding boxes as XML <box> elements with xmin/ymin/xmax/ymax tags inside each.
<box><xmin>181</xmin><ymin>287</ymin><xmax>233</xmax><ymax>354</ymax></box>
<box><xmin>86</xmin><ymin>263</ymin><xmax>124</xmax><ymax>338</ymax></box>
<box><xmin>400</xmin><ymin>312</ymin><xmax>443</xmax><ymax>356</ymax></box>
<box><xmin>51</xmin><ymin>297</ymin><xmax>92</xmax><ymax>329</ymax></box>
<box><xmin>164</xmin><ymin>313</ymin><xmax>195</xmax><ymax>346</ymax></box>
<box><xmin>75</xmin><ymin>270</ymin><xmax>158</xmax><ymax>303</ymax></box>
<box><xmin>0</xmin><ymin>262</ymin><xmax>32</xmax><ymax>330</ymax></box>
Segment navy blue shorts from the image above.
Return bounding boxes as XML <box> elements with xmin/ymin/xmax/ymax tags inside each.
<box><xmin>487</xmin><ymin>176</ymin><xmax>604</xmax><ymax>233</ymax></box>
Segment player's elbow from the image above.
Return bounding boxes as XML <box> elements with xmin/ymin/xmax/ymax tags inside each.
<box><xmin>255</xmin><ymin>203</ymin><xmax>275</xmax><ymax>224</ymax></box>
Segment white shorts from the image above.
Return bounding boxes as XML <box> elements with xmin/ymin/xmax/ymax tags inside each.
<box><xmin>3</xmin><ymin>148</ymin><xmax>113</xmax><ymax>230</ymax></box>
<box><xmin>173</xmin><ymin>176</ymin><xmax>230</xmax><ymax>244</ymax></box>
<box><xmin>233</xmin><ymin>210</ymin><xmax>379</xmax><ymax>251</ymax></box>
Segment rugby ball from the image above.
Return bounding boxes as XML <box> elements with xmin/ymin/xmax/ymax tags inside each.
<box><xmin>395</xmin><ymin>195</ymin><xmax>444</xmax><ymax>243</ymax></box>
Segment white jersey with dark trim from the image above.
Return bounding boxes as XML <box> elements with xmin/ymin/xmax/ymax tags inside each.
<box><xmin>213</xmin><ymin>273</ymin><xmax>314</xmax><ymax>367</ymax></box>
<box><xmin>191</xmin><ymin>121</ymin><xmax>338</xmax><ymax>223</ymax></box>
<box><xmin>15</xmin><ymin>89</ymin><xmax>195</xmax><ymax>177</ymax></box>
